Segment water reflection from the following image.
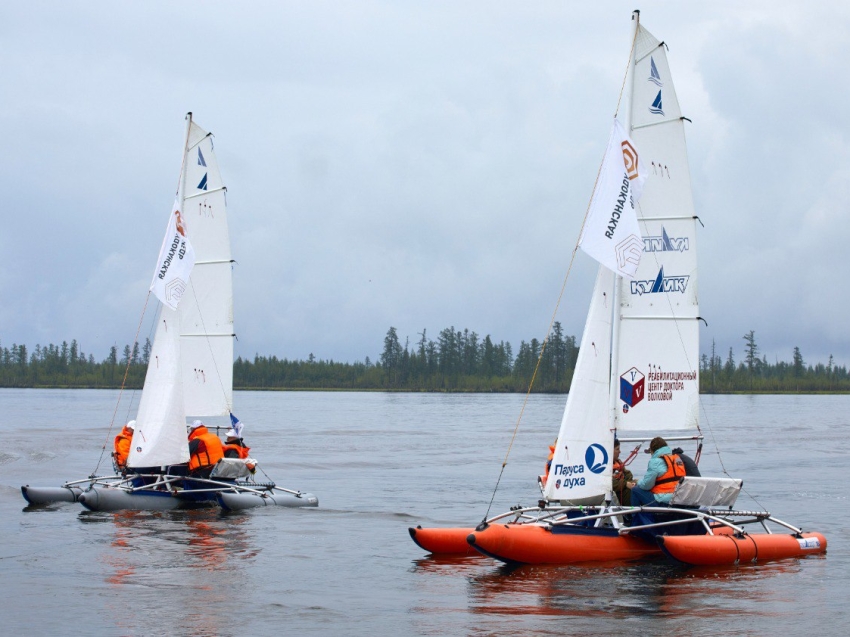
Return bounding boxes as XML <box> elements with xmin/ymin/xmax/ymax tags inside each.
<box><xmin>465</xmin><ymin>558</ymin><xmax>818</xmax><ymax>623</ymax></box>
<box><xmin>79</xmin><ymin>508</ymin><xmax>260</xmax><ymax>637</ymax></box>
<box><xmin>410</xmin><ymin>554</ymin><xmax>487</xmax><ymax>576</ymax></box>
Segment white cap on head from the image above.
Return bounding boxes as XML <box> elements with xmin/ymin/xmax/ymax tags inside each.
<box><xmin>225</xmin><ymin>429</ymin><xmax>239</xmax><ymax>439</ymax></box>
<box><xmin>127</xmin><ymin>420</ymin><xmax>136</xmax><ymax>430</ymax></box>
<box><xmin>189</xmin><ymin>420</ymin><xmax>204</xmax><ymax>431</ymax></box>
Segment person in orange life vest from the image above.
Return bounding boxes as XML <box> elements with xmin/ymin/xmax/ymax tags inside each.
<box><xmin>539</xmin><ymin>438</ymin><xmax>557</xmax><ymax>487</ymax></box>
<box><xmin>222</xmin><ymin>426</ymin><xmax>256</xmax><ymax>473</ymax></box>
<box><xmin>188</xmin><ymin>420</ymin><xmax>225</xmax><ymax>478</ymax></box>
<box><xmin>630</xmin><ymin>436</ymin><xmax>686</xmax><ymax>508</ymax></box>
<box><xmin>612</xmin><ymin>438</ymin><xmax>635</xmax><ymax>506</ymax></box>
<box><xmin>113</xmin><ymin>420</ymin><xmax>135</xmax><ymax>472</ymax></box>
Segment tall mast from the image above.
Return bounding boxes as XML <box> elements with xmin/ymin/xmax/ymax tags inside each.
<box><xmin>608</xmin><ymin>11</ymin><xmax>640</xmax><ymax>434</ymax></box>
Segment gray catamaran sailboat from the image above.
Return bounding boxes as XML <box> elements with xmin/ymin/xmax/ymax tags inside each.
<box><xmin>22</xmin><ymin>114</ymin><xmax>317</xmax><ymax>512</ymax></box>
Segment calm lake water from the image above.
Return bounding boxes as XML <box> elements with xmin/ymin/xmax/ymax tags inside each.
<box><xmin>1</xmin><ymin>389</ymin><xmax>847</xmax><ymax>635</ymax></box>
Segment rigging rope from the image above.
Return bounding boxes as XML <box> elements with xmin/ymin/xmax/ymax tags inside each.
<box><xmin>482</xmin><ymin>21</ymin><xmax>641</xmax><ymax>522</ymax></box>
<box><xmin>614</xmin><ymin>15</ymin><xmax>640</xmax><ymax>119</ymax></box>
<box><xmin>95</xmin><ymin>290</ymin><xmax>152</xmax><ymax>475</ymax></box>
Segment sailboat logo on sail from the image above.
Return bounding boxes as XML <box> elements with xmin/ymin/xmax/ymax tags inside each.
<box><xmin>643</xmin><ymin>227</ymin><xmax>689</xmax><ymax>253</ymax></box>
<box><xmin>648</xmin><ymin>56</ymin><xmax>663</xmax><ymax>87</ymax></box>
<box><xmin>649</xmin><ymin>90</ymin><xmax>664</xmax><ymax>116</ymax></box>
<box><xmin>585</xmin><ymin>444</ymin><xmax>609</xmax><ymax>474</ymax></box>
<box><xmin>629</xmin><ymin>267</ymin><xmax>689</xmax><ymax>295</ymax></box>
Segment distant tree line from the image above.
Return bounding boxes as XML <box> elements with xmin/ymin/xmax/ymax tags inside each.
<box><xmin>236</xmin><ymin>325</ymin><xmax>578</xmax><ymax>392</ymax></box>
<box><xmin>0</xmin><ymin>338</ymin><xmax>150</xmax><ymax>388</ymax></box>
<box><xmin>2</xmin><ymin>328</ymin><xmax>848</xmax><ymax>393</ymax></box>
<box><xmin>700</xmin><ymin>330</ymin><xmax>850</xmax><ymax>393</ymax></box>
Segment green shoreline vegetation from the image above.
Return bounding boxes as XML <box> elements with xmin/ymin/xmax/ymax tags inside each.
<box><xmin>2</xmin><ymin>327</ymin><xmax>848</xmax><ymax>393</ymax></box>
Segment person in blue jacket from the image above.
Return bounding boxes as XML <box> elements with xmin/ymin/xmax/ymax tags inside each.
<box><xmin>630</xmin><ymin>436</ymin><xmax>686</xmax><ymax>508</ymax></box>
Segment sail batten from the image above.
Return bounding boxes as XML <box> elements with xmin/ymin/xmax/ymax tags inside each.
<box><xmin>185</xmin><ymin>187</ymin><xmax>226</xmax><ymax>199</ymax></box>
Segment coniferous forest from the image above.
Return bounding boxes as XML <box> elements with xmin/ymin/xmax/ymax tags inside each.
<box><xmin>1</xmin><ymin>327</ymin><xmax>848</xmax><ymax>393</ymax></box>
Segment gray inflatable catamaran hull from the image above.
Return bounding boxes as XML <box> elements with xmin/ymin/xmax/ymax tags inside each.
<box><xmin>78</xmin><ymin>486</ymin><xmax>185</xmax><ymax>511</ymax></box>
<box><xmin>21</xmin><ymin>485</ymin><xmax>84</xmax><ymax>505</ymax></box>
<box><xmin>217</xmin><ymin>491</ymin><xmax>319</xmax><ymax>511</ymax></box>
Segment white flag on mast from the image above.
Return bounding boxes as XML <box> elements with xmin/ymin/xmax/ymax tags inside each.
<box><xmin>579</xmin><ymin>119</ymin><xmax>647</xmax><ymax>279</ymax></box>
<box><xmin>150</xmin><ymin>200</ymin><xmax>195</xmax><ymax>310</ymax></box>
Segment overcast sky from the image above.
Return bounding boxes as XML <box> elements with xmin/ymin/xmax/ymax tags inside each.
<box><xmin>2</xmin><ymin>1</ymin><xmax>849</xmax><ymax>370</ymax></box>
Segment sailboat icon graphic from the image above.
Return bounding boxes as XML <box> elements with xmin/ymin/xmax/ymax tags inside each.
<box><xmin>648</xmin><ymin>56</ymin><xmax>663</xmax><ymax>86</ymax></box>
<box><xmin>649</xmin><ymin>89</ymin><xmax>664</xmax><ymax>116</ymax></box>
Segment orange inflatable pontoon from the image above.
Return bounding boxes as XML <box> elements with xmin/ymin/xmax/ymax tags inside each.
<box><xmin>467</xmin><ymin>523</ymin><xmax>661</xmax><ymax>564</ymax></box>
<box><xmin>409</xmin><ymin>526</ymin><xmax>478</xmax><ymax>555</ymax></box>
<box><xmin>658</xmin><ymin>531</ymin><xmax>827</xmax><ymax>565</ymax></box>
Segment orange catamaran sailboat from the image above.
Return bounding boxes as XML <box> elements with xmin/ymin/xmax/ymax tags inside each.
<box><xmin>410</xmin><ymin>12</ymin><xmax>826</xmax><ymax>567</ymax></box>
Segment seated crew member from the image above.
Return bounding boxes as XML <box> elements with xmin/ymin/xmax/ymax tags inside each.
<box><xmin>222</xmin><ymin>425</ymin><xmax>256</xmax><ymax>473</ymax></box>
<box><xmin>630</xmin><ymin>436</ymin><xmax>686</xmax><ymax>509</ymax></box>
<box><xmin>188</xmin><ymin>420</ymin><xmax>225</xmax><ymax>478</ymax></box>
<box><xmin>671</xmin><ymin>447</ymin><xmax>701</xmax><ymax>477</ymax></box>
<box><xmin>539</xmin><ymin>438</ymin><xmax>557</xmax><ymax>487</ymax></box>
<box><xmin>113</xmin><ymin>420</ymin><xmax>135</xmax><ymax>473</ymax></box>
<box><xmin>612</xmin><ymin>438</ymin><xmax>635</xmax><ymax>506</ymax></box>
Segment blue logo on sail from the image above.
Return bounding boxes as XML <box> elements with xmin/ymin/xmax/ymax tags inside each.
<box><xmin>648</xmin><ymin>56</ymin><xmax>663</xmax><ymax>87</ymax></box>
<box><xmin>643</xmin><ymin>227</ymin><xmax>689</xmax><ymax>253</ymax></box>
<box><xmin>585</xmin><ymin>443</ymin><xmax>609</xmax><ymax>474</ymax></box>
<box><xmin>197</xmin><ymin>148</ymin><xmax>207</xmax><ymax>167</ymax></box>
<box><xmin>197</xmin><ymin>173</ymin><xmax>208</xmax><ymax>190</ymax></box>
<box><xmin>650</xmin><ymin>90</ymin><xmax>664</xmax><ymax>116</ymax></box>
<box><xmin>630</xmin><ymin>267</ymin><xmax>689</xmax><ymax>296</ymax></box>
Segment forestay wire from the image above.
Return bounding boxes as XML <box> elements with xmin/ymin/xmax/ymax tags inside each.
<box><xmin>482</xmin><ymin>25</ymin><xmax>641</xmax><ymax>522</ymax></box>
<box><xmin>94</xmin><ymin>290</ymin><xmax>153</xmax><ymax>475</ymax></box>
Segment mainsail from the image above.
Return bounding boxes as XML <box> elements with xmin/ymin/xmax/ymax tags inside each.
<box><xmin>543</xmin><ymin>18</ymin><xmax>700</xmax><ymax>503</ymax></box>
<box><xmin>614</xmin><ymin>23</ymin><xmax>700</xmax><ymax>437</ymax></box>
<box><xmin>129</xmin><ymin>116</ymin><xmax>234</xmax><ymax>468</ymax></box>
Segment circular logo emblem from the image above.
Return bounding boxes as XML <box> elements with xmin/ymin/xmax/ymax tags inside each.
<box><xmin>555</xmin><ymin>479</ymin><xmax>562</xmax><ymax>489</ymax></box>
<box><xmin>585</xmin><ymin>443</ymin><xmax>609</xmax><ymax>474</ymax></box>
<box><xmin>623</xmin><ymin>403</ymin><xmax>630</xmax><ymax>413</ymax></box>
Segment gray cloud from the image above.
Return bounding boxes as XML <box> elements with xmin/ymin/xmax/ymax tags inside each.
<box><xmin>1</xmin><ymin>1</ymin><xmax>848</xmax><ymax>369</ymax></box>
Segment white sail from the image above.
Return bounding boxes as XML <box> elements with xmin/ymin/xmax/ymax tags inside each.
<box><xmin>128</xmin><ymin>115</ymin><xmax>233</xmax><ymax>468</ymax></box>
<box><xmin>543</xmin><ymin>266</ymin><xmax>616</xmax><ymax>504</ymax></box>
<box><xmin>543</xmin><ymin>17</ymin><xmax>699</xmax><ymax>502</ymax></box>
<box><xmin>128</xmin><ymin>306</ymin><xmax>190</xmax><ymax>467</ymax></box>
<box><xmin>179</xmin><ymin>120</ymin><xmax>234</xmax><ymax>417</ymax></box>
<box><xmin>612</xmin><ymin>23</ymin><xmax>700</xmax><ymax>437</ymax></box>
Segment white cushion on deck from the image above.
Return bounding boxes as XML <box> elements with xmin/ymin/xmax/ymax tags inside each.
<box><xmin>209</xmin><ymin>458</ymin><xmax>251</xmax><ymax>479</ymax></box>
<box><xmin>670</xmin><ymin>477</ymin><xmax>742</xmax><ymax>508</ymax></box>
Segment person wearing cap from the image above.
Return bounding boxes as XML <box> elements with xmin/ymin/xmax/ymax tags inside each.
<box><xmin>632</xmin><ymin>436</ymin><xmax>685</xmax><ymax>506</ymax></box>
<box><xmin>612</xmin><ymin>438</ymin><xmax>635</xmax><ymax>506</ymax></box>
<box><xmin>630</xmin><ymin>436</ymin><xmax>686</xmax><ymax>509</ymax></box>
<box><xmin>112</xmin><ymin>420</ymin><xmax>135</xmax><ymax>473</ymax></box>
<box><xmin>222</xmin><ymin>422</ymin><xmax>257</xmax><ymax>473</ymax></box>
<box><xmin>187</xmin><ymin>420</ymin><xmax>225</xmax><ymax>478</ymax></box>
